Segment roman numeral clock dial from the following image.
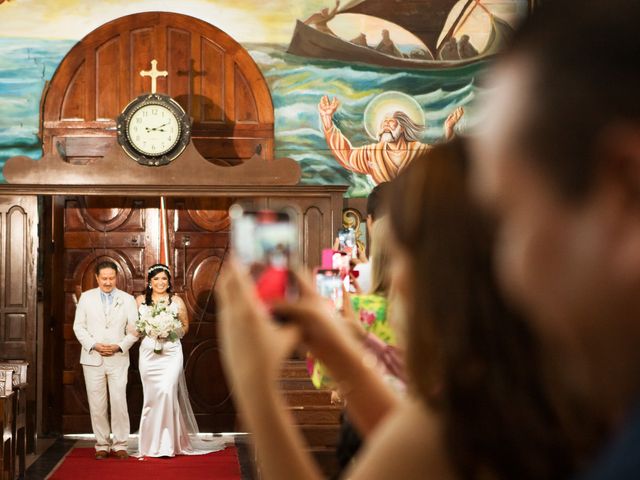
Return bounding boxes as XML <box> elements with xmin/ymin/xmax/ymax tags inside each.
<box><xmin>117</xmin><ymin>60</ymin><xmax>191</xmax><ymax>166</ymax></box>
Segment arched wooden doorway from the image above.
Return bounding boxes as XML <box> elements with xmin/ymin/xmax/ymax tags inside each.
<box><xmin>41</xmin><ymin>11</ymin><xmax>277</xmax><ymax>434</ymax></box>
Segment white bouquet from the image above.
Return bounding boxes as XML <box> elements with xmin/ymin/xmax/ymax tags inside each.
<box><xmin>136</xmin><ymin>300</ymin><xmax>183</xmax><ymax>353</ymax></box>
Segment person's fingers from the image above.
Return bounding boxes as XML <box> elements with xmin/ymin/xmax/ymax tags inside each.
<box><xmin>270</xmin><ymin>302</ymin><xmax>312</xmax><ymax>326</ymax></box>
<box><xmin>342</xmin><ymin>288</ymin><xmax>354</xmax><ymax>316</ymax></box>
<box><xmin>289</xmin><ymin>268</ymin><xmax>317</xmax><ymax>298</ymax></box>
<box><xmin>217</xmin><ymin>257</ymin><xmax>256</xmax><ymax>311</ymax></box>
<box><xmin>350</xmin><ymin>275</ymin><xmax>361</xmax><ymax>294</ymax></box>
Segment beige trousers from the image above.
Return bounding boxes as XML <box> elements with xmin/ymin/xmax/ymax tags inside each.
<box><xmin>82</xmin><ymin>359</ymin><xmax>130</xmax><ymax>452</ymax></box>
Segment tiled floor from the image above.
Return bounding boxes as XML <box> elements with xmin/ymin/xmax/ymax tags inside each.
<box><xmin>23</xmin><ymin>434</ymin><xmax>255</xmax><ymax>479</ymax></box>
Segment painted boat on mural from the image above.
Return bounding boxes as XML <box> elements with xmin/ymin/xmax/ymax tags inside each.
<box><xmin>287</xmin><ymin>0</ymin><xmax>514</xmax><ymax>70</ymax></box>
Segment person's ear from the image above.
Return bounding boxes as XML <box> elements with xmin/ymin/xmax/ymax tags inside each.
<box><xmin>597</xmin><ymin>124</ymin><xmax>640</xmax><ymax>204</ymax></box>
<box><xmin>366</xmin><ymin>214</ymin><xmax>373</xmax><ymax>232</ymax></box>
<box><xmin>597</xmin><ymin>124</ymin><xmax>640</xmax><ymax>283</ymax></box>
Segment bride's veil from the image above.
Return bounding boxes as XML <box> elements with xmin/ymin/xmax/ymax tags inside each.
<box><xmin>177</xmin><ymin>369</ymin><xmax>200</xmax><ymax>434</ymax></box>
<box><xmin>177</xmin><ymin>368</ymin><xmax>227</xmax><ymax>453</ymax></box>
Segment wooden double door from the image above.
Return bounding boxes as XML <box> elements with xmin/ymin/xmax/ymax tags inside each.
<box><xmin>40</xmin><ymin>187</ymin><xmax>343</xmax><ymax>435</ymax></box>
<box><xmin>57</xmin><ymin>196</ymin><xmax>236</xmax><ymax>433</ymax></box>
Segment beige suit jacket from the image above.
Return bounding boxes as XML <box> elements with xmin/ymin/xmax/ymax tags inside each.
<box><xmin>72</xmin><ymin>287</ymin><xmax>139</xmax><ymax>367</ymax></box>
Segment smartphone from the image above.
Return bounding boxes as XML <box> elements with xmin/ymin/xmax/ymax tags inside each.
<box><xmin>338</xmin><ymin>227</ymin><xmax>357</xmax><ymax>259</ymax></box>
<box><xmin>230</xmin><ymin>205</ymin><xmax>298</xmax><ymax>305</ymax></box>
<box><xmin>315</xmin><ymin>269</ymin><xmax>343</xmax><ymax>311</ymax></box>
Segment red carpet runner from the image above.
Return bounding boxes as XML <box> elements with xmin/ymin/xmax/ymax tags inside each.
<box><xmin>49</xmin><ymin>447</ymin><xmax>242</xmax><ymax>479</ymax></box>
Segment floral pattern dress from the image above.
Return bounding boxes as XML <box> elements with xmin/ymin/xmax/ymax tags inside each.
<box><xmin>310</xmin><ymin>294</ymin><xmax>397</xmax><ymax>389</ymax></box>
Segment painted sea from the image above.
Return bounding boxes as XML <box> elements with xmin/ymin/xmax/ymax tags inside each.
<box><xmin>0</xmin><ymin>38</ymin><xmax>488</xmax><ymax>196</ymax></box>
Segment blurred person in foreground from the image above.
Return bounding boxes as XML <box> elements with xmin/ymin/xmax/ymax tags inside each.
<box><xmin>470</xmin><ymin>1</ymin><xmax>640</xmax><ymax>478</ymax></box>
<box><xmin>217</xmin><ymin>139</ymin><xmax>585</xmax><ymax>479</ymax></box>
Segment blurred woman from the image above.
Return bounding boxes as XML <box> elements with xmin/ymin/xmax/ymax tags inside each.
<box><xmin>335</xmin><ymin>216</ymin><xmax>405</xmax><ymax>476</ymax></box>
<box><xmin>313</xmin><ymin>216</ymin><xmax>403</xmax><ymax>390</ymax></box>
<box><xmin>216</xmin><ymin>138</ymin><xmax>584</xmax><ymax>479</ymax></box>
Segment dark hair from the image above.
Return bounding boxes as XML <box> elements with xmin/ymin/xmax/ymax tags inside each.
<box><xmin>366</xmin><ymin>181</ymin><xmax>391</xmax><ymax>221</ymax></box>
<box><xmin>388</xmin><ymin>138</ymin><xmax>575</xmax><ymax>480</ymax></box>
<box><xmin>504</xmin><ymin>0</ymin><xmax>640</xmax><ymax>200</ymax></box>
<box><xmin>145</xmin><ymin>263</ymin><xmax>174</xmax><ymax>306</ymax></box>
<box><xmin>95</xmin><ymin>260</ymin><xmax>118</xmax><ymax>275</ymax></box>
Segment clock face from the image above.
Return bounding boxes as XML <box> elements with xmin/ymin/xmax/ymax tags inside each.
<box><xmin>127</xmin><ymin>104</ymin><xmax>181</xmax><ymax>156</ymax></box>
<box><xmin>117</xmin><ymin>93</ymin><xmax>191</xmax><ymax>166</ymax></box>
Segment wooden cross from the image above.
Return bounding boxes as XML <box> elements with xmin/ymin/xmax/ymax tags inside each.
<box><xmin>140</xmin><ymin>59</ymin><xmax>168</xmax><ymax>94</ymax></box>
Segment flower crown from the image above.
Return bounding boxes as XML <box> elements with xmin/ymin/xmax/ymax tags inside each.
<box><xmin>148</xmin><ymin>264</ymin><xmax>171</xmax><ymax>276</ymax></box>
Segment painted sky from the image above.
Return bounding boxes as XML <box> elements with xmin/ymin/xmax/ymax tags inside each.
<box><xmin>0</xmin><ymin>0</ymin><xmax>527</xmax><ymax>44</ymax></box>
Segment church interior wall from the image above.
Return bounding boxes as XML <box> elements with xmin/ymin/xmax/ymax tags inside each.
<box><xmin>0</xmin><ymin>0</ymin><xmax>532</xmax><ymax>197</ymax></box>
<box><xmin>0</xmin><ymin>0</ymin><xmax>535</xmax><ymax>444</ymax></box>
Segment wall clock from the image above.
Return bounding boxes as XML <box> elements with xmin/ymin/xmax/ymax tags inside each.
<box><xmin>117</xmin><ymin>93</ymin><xmax>190</xmax><ymax>166</ymax></box>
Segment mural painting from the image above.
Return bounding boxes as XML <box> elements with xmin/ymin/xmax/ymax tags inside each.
<box><xmin>0</xmin><ymin>0</ymin><xmax>530</xmax><ymax>196</ymax></box>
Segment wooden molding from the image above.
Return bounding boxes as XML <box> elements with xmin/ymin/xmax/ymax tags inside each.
<box><xmin>3</xmin><ymin>138</ymin><xmax>301</xmax><ymax>186</ymax></box>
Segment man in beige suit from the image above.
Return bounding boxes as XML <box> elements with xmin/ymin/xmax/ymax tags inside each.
<box><xmin>73</xmin><ymin>260</ymin><xmax>138</xmax><ymax>459</ymax></box>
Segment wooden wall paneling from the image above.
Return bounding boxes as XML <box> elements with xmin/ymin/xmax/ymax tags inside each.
<box><xmin>60</xmin><ymin>62</ymin><xmax>86</xmax><ymax>120</ymax></box>
<box><xmin>167</xmin><ymin>27</ymin><xmax>191</xmax><ymax>111</ymax></box>
<box><xmin>7</xmin><ymin>207</ymin><xmax>27</xmax><ymax>308</ymax></box>
<box><xmin>266</xmin><ymin>196</ymin><xmax>335</xmax><ymax>269</ymax></box>
<box><xmin>85</xmin><ymin>41</ymin><xmax>97</xmax><ymax>121</ymax></box>
<box><xmin>0</xmin><ymin>196</ymin><xmax>38</xmax><ymax>451</ymax></box>
<box><xmin>191</xmin><ymin>138</ymin><xmax>264</xmax><ymax>166</ymax></box>
<box><xmin>223</xmin><ymin>53</ymin><xmax>236</xmax><ymax>125</ymax></box>
<box><xmin>234</xmin><ymin>66</ymin><xmax>258</xmax><ymax>124</ymax></box>
<box><xmin>130</xmin><ymin>27</ymin><xmax>155</xmax><ymax>99</ymax></box>
<box><xmin>200</xmin><ymin>38</ymin><xmax>225</xmax><ymax>124</ymax></box>
<box><xmin>96</xmin><ymin>35</ymin><xmax>121</xmax><ymax>121</ymax></box>
<box><xmin>118</xmin><ymin>28</ymin><xmax>131</xmax><ymax>114</ymax></box>
<box><xmin>303</xmin><ymin>206</ymin><xmax>324</xmax><ymax>268</ymax></box>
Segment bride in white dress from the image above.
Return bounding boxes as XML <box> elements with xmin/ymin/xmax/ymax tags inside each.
<box><xmin>134</xmin><ymin>263</ymin><xmax>225</xmax><ymax>457</ymax></box>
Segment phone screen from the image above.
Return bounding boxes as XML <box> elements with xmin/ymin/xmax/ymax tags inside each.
<box><xmin>338</xmin><ymin>227</ymin><xmax>357</xmax><ymax>259</ymax></box>
<box><xmin>315</xmin><ymin>269</ymin><xmax>343</xmax><ymax>311</ymax></box>
<box><xmin>230</xmin><ymin>206</ymin><xmax>298</xmax><ymax>304</ymax></box>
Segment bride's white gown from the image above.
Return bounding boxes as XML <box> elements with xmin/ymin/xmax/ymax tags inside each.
<box><xmin>137</xmin><ymin>308</ymin><xmax>226</xmax><ymax>457</ymax></box>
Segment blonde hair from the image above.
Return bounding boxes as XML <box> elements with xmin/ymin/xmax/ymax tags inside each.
<box><xmin>368</xmin><ymin>216</ymin><xmax>392</xmax><ymax>296</ymax></box>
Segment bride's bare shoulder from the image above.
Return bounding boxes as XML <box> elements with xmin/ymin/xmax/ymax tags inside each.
<box><xmin>172</xmin><ymin>293</ymin><xmax>185</xmax><ymax>304</ymax></box>
<box><xmin>135</xmin><ymin>294</ymin><xmax>145</xmax><ymax>306</ymax></box>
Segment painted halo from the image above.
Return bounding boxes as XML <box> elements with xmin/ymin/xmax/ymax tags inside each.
<box><xmin>363</xmin><ymin>91</ymin><xmax>425</xmax><ymax>141</ymax></box>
